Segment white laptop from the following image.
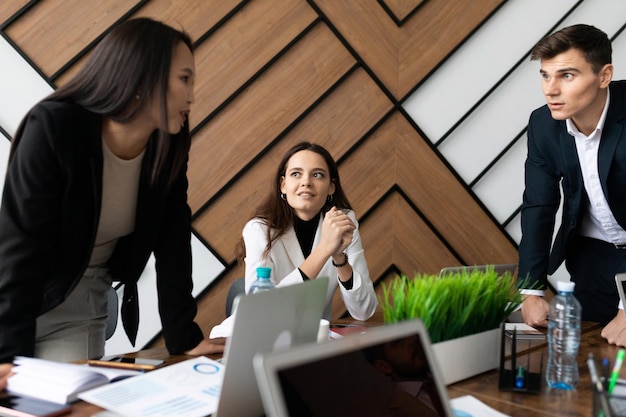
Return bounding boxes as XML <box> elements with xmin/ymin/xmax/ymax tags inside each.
<box><xmin>439</xmin><ymin>263</ymin><xmax>517</xmax><ymax>278</ymax></box>
<box><xmin>214</xmin><ymin>277</ymin><xmax>329</xmax><ymax>417</ymax></box>
<box><xmin>616</xmin><ymin>273</ymin><xmax>626</xmax><ymax>311</ymax></box>
<box><xmin>253</xmin><ymin>319</ymin><xmax>455</xmax><ymax>417</ymax></box>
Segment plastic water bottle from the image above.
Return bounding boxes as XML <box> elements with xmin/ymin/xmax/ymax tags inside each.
<box><xmin>248</xmin><ymin>267</ymin><xmax>275</xmax><ymax>294</ymax></box>
<box><xmin>546</xmin><ymin>280</ymin><xmax>581</xmax><ymax>390</ymax></box>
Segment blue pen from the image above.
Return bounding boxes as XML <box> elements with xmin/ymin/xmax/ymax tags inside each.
<box><xmin>609</xmin><ymin>349</ymin><xmax>626</xmax><ymax>394</ymax></box>
<box><xmin>603</xmin><ymin>357</ymin><xmax>611</xmax><ymax>390</ymax></box>
<box><xmin>515</xmin><ymin>366</ymin><xmax>526</xmax><ymax>389</ymax></box>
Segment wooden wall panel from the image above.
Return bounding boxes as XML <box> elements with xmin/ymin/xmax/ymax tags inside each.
<box><xmin>381</xmin><ymin>0</ymin><xmax>426</xmax><ymax>22</ymax></box>
<box><xmin>314</xmin><ymin>0</ymin><xmax>504</xmax><ymax>98</ymax></box>
<box><xmin>0</xmin><ymin>0</ymin><xmax>29</xmax><ymax>24</ymax></box>
<box><xmin>52</xmin><ymin>0</ymin><xmax>243</xmax><ymax>88</ymax></box>
<box><xmin>185</xmin><ymin>0</ymin><xmax>318</xmax><ymax>126</ymax></box>
<box><xmin>194</xmin><ymin>67</ymin><xmax>393</xmax><ymax>261</ymax></box>
<box><xmin>132</xmin><ymin>0</ymin><xmax>242</xmax><ymax>41</ymax></box>
<box><xmin>1</xmin><ymin>0</ymin><xmax>519</xmax><ymax>346</ymax></box>
<box><xmin>188</xmin><ymin>22</ymin><xmax>355</xmax><ymax>212</ymax></box>
<box><xmin>4</xmin><ymin>1</ymin><xmax>134</xmax><ymax>77</ymax></box>
<box><xmin>393</xmin><ymin>114</ymin><xmax>517</xmax><ymax>264</ymax></box>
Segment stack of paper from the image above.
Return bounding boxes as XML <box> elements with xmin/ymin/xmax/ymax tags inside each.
<box><xmin>8</xmin><ymin>356</ymin><xmax>140</xmax><ymax>404</ymax></box>
<box><xmin>79</xmin><ymin>356</ymin><xmax>224</xmax><ymax>417</ymax></box>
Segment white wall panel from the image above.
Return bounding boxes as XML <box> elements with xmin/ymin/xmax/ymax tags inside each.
<box><xmin>403</xmin><ymin>0</ymin><xmax>578</xmax><ymax>143</ymax></box>
<box><xmin>0</xmin><ymin>131</ymin><xmax>8</xmax><ymax>196</ymax></box>
<box><xmin>105</xmin><ymin>235</ymin><xmax>224</xmax><ymax>355</ymax></box>
<box><xmin>436</xmin><ymin>65</ymin><xmax>542</xmax><ymax>183</ymax></box>
<box><xmin>0</xmin><ymin>36</ymin><xmax>52</xmax><ymax>136</ymax></box>
<box><xmin>472</xmin><ymin>134</ymin><xmax>527</xmax><ymax>224</ymax></box>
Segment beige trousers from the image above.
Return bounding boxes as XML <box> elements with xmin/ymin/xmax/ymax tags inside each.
<box><xmin>35</xmin><ymin>266</ymin><xmax>112</xmax><ymax>362</ymax></box>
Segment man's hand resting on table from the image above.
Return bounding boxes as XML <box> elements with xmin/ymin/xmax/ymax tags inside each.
<box><xmin>601</xmin><ymin>311</ymin><xmax>626</xmax><ymax>346</ymax></box>
<box><xmin>0</xmin><ymin>363</ymin><xmax>13</xmax><ymax>391</ymax></box>
<box><xmin>184</xmin><ymin>338</ymin><xmax>226</xmax><ymax>356</ymax></box>
<box><xmin>521</xmin><ymin>295</ymin><xmax>550</xmax><ymax>328</ymax></box>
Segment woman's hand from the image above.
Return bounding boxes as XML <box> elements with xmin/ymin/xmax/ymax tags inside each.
<box><xmin>0</xmin><ymin>363</ymin><xmax>13</xmax><ymax>391</ymax></box>
<box><xmin>184</xmin><ymin>338</ymin><xmax>226</xmax><ymax>356</ymax></box>
<box><xmin>320</xmin><ymin>207</ymin><xmax>355</xmax><ymax>257</ymax></box>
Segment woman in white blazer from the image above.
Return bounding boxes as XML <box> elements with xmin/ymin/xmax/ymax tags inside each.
<box><xmin>236</xmin><ymin>142</ymin><xmax>377</xmax><ymax>321</ymax></box>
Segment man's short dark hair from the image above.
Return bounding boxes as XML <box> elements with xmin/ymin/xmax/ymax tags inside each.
<box><xmin>530</xmin><ymin>24</ymin><xmax>612</xmax><ymax>73</ymax></box>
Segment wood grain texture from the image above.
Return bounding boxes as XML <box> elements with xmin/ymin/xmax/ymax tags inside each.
<box><xmin>393</xmin><ymin>113</ymin><xmax>518</xmax><ymax>264</ymax></box>
<box><xmin>313</xmin><ymin>0</ymin><xmax>504</xmax><ymax>98</ymax></box>
<box><xmin>54</xmin><ymin>0</ymin><xmax>243</xmax><ymax>86</ymax></box>
<box><xmin>5</xmin><ymin>0</ymin><xmax>134</xmax><ymax>77</ymax></box>
<box><xmin>187</xmin><ymin>22</ymin><xmax>356</xmax><ymax>212</ymax></box>
<box><xmin>193</xmin><ymin>67</ymin><xmax>393</xmax><ymax>260</ymax></box>
<box><xmin>185</xmin><ymin>0</ymin><xmax>318</xmax><ymax>127</ymax></box>
<box><xmin>379</xmin><ymin>0</ymin><xmax>425</xmax><ymax>23</ymax></box>
<box><xmin>0</xmin><ymin>0</ymin><xmax>29</xmax><ymax>25</ymax></box>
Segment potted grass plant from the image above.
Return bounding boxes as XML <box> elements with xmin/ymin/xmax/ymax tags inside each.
<box><xmin>379</xmin><ymin>265</ymin><xmax>522</xmax><ymax>384</ymax></box>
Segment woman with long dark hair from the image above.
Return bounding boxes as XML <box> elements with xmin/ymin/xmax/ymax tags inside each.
<box><xmin>0</xmin><ymin>18</ymin><xmax>223</xmax><ymax>371</ymax></box>
<box><xmin>235</xmin><ymin>142</ymin><xmax>377</xmax><ymax>321</ymax></box>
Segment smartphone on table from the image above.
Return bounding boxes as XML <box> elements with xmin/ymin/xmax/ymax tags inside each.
<box><xmin>0</xmin><ymin>395</ymin><xmax>71</xmax><ymax>417</ymax></box>
<box><xmin>86</xmin><ymin>355</ymin><xmax>164</xmax><ymax>371</ymax></box>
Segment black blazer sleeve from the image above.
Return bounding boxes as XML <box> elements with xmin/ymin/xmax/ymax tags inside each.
<box><xmin>0</xmin><ymin>102</ymin><xmax>100</xmax><ymax>362</ymax></box>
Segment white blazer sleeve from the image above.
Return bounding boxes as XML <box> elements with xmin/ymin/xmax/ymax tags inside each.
<box><xmin>242</xmin><ymin>219</ymin><xmax>303</xmax><ymax>293</ymax></box>
<box><xmin>337</xmin><ymin>212</ymin><xmax>378</xmax><ymax>320</ymax></box>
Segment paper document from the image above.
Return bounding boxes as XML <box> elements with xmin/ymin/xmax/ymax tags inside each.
<box><xmin>450</xmin><ymin>395</ymin><xmax>511</xmax><ymax>417</ymax></box>
<box><xmin>79</xmin><ymin>356</ymin><xmax>224</xmax><ymax>417</ymax></box>
<box><xmin>7</xmin><ymin>356</ymin><xmax>140</xmax><ymax>404</ymax></box>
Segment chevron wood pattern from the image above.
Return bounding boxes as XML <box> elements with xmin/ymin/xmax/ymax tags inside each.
<box><xmin>1</xmin><ymin>0</ymin><xmax>518</xmax><ymax>348</ymax></box>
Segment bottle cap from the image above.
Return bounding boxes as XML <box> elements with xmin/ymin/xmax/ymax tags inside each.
<box><xmin>556</xmin><ymin>280</ymin><xmax>575</xmax><ymax>293</ymax></box>
<box><xmin>257</xmin><ymin>267</ymin><xmax>272</xmax><ymax>279</ymax></box>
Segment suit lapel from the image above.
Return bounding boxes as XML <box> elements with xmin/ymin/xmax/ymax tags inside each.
<box><xmin>560</xmin><ymin>130</ymin><xmax>582</xmax><ymax>189</ymax></box>
<box><xmin>280</xmin><ymin>215</ymin><xmax>325</xmax><ymax>266</ymax></box>
<box><xmin>281</xmin><ymin>227</ymin><xmax>305</xmax><ymax>266</ymax></box>
<box><xmin>599</xmin><ymin>86</ymin><xmax>626</xmax><ymax>198</ymax></box>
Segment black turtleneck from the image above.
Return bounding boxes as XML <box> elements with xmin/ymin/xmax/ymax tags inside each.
<box><xmin>294</xmin><ymin>213</ymin><xmax>320</xmax><ymax>258</ymax></box>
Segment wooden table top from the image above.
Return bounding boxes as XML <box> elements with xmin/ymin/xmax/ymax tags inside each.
<box><xmin>449</xmin><ymin>321</ymin><xmax>608</xmax><ymax>417</ymax></box>
<box><xmin>65</xmin><ymin>319</ymin><xmax>611</xmax><ymax>417</ymax></box>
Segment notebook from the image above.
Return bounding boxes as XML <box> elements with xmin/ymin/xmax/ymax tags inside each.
<box><xmin>253</xmin><ymin>318</ymin><xmax>455</xmax><ymax>417</ymax></box>
<box><xmin>214</xmin><ymin>277</ymin><xmax>329</xmax><ymax>417</ymax></box>
<box><xmin>439</xmin><ymin>263</ymin><xmax>518</xmax><ymax>277</ymax></box>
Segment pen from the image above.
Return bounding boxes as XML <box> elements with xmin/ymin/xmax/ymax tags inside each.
<box><xmin>603</xmin><ymin>357</ymin><xmax>611</xmax><ymax>391</ymax></box>
<box><xmin>609</xmin><ymin>349</ymin><xmax>626</xmax><ymax>394</ymax></box>
<box><xmin>588</xmin><ymin>353</ymin><xmax>611</xmax><ymax>417</ymax></box>
<box><xmin>515</xmin><ymin>366</ymin><xmax>526</xmax><ymax>389</ymax></box>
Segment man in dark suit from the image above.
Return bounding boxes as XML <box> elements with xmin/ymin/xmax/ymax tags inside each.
<box><xmin>518</xmin><ymin>24</ymin><xmax>626</xmax><ymax>345</ymax></box>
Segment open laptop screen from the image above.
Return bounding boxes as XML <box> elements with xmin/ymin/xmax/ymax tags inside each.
<box><xmin>215</xmin><ymin>277</ymin><xmax>329</xmax><ymax>417</ymax></box>
<box><xmin>254</xmin><ymin>319</ymin><xmax>454</xmax><ymax>417</ymax></box>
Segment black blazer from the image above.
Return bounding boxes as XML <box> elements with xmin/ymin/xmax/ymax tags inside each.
<box><xmin>518</xmin><ymin>81</ymin><xmax>626</xmax><ymax>289</ymax></box>
<box><xmin>0</xmin><ymin>101</ymin><xmax>203</xmax><ymax>362</ymax></box>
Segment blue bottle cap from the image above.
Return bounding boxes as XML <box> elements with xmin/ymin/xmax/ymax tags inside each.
<box><xmin>257</xmin><ymin>267</ymin><xmax>271</xmax><ymax>279</ymax></box>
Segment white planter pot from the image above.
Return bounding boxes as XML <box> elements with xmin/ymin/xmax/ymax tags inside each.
<box><xmin>431</xmin><ymin>327</ymin><xmax>500</xmax><ymax>385</ymax></box>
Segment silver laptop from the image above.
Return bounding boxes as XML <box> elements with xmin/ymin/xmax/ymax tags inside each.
<box><xmin>214</xmin><ymin>277</ymin><xmax>328</xmax><ymax>417</ymax></box>
<box><xmin>253</xmin><ymin>319</ymin><xmax>455</xmax><ymax>417</ymax></box>
<box><xmin>439</xmin><ymin>263</ymin><xmax>517</xmax><ymax>278</ymax></box>
<box><xmin>616</xmin><ymin>273</ymin><xmax>626</xmax><ymax>313</ymax></box>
